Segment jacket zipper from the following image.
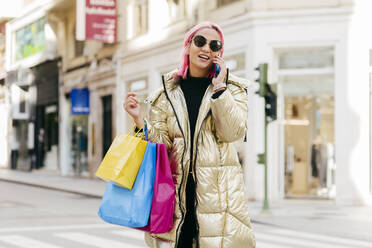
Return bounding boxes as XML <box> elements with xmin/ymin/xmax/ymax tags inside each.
<box><xmin>191</xmin><ymin>72</ymin><xmax>228</xmax><ymax>246</ymax></box>
<box><xmin>161</xmin><ymin>76</ymin><xmax>187</xmax><ymax>248</ymax></box>
<box><xmin>191</xmin><ymin>109</ymin><xmax>211</xmax><ymax>248</ymax></box>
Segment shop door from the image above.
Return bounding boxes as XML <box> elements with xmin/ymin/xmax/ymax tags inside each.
<box><xmin>70</xmin><ymin>115</ymin><xmax>88</xmax><ymax>175</ymax></box>
<box><xmin>277</xmin><ymin>47</ymin><xmax>336</xmax><ymax>198</ymax></box>
<box><xmin>102</xmin><ymin>95</ymin><xmax>112</xmax><ymax>158</ymax></box>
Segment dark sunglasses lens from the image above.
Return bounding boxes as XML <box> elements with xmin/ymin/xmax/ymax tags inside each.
<box><xmin>210</xmin><ymin>40</ymin><xmax>222</xmax><ymax>52</ymax></box>
<box><xmin>193</xmin><ymin>35</ymin><xmax>206</xmax><ymax>47</ymax></box>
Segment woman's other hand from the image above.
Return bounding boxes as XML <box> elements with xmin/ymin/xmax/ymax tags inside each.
<box><xmin>123</xmin><ymin>92</ymin><xmax>144</xmax><ymax>128</ymax></box>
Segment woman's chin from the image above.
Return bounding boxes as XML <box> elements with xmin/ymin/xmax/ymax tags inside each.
<box><xmin>194</xmin><ymin>61</ymin><xmax>212</xmax><ymax>70</ymax></box>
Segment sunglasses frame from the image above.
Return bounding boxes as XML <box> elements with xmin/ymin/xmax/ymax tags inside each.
<box><xmin>192</xmin><ymin>35</ymin><xmax>222</xmax><ymax>52</ymax></box>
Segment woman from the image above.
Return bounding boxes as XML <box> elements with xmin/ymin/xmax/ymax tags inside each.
<box><xmin>124</xmin><ymin>22</ymin><xmax>256</xmax><ymax>248</ymax></box>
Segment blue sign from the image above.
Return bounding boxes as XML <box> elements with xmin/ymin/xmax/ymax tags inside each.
<box><xmin>71</xmin><ymin>88</ymin><xmax>90</xmax><ymax>115</ymax></box>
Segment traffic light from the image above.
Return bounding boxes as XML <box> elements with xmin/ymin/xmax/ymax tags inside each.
<box><xmin>254</xmin><ymin>63</ymin><xmax>268</xmax><ymax>97</ymax></box>
<box><xmin>264</xmin><ymin>84</ymin><xmax>277</xmax><ymax>121</ymax></box>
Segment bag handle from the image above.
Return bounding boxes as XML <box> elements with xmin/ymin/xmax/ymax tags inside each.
<box><xmin>130</xmin><ymin>123</ymin><xmax>148</xmax><ymax>141</ymax></box>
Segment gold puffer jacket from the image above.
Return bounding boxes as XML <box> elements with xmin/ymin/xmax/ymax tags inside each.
<box><xmin>143</xmin><ymin>69</ymin><xmax>256</xmax><ymax>248</ymax></box>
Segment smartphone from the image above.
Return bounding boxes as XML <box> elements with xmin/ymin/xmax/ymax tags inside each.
<box><xmin>214</xmin><ymin>53</ymin><xmax>221</xmax><ymax>78</ymax></box>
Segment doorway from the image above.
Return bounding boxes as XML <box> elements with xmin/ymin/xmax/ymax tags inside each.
<box><xmin>102</xmin><ymin>95</ymin><xmax>112</xmax><ymax>158</ymax></box>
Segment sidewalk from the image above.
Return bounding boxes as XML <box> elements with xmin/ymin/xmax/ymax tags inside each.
<box><xmin>0</xmin><ymin>168</ymin><xmax>106</xmax><ymax>198</ymax></box>
<box><xmin>1</xmin><ymin>168</ymin><xmax>372</xmax><ymax>242</ymax></box>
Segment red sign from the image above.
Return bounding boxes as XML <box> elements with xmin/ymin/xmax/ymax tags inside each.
<box><xmin>85</xmin><ymin>0</ymin><xmax>116</xmax><ymax>43</ymax></box>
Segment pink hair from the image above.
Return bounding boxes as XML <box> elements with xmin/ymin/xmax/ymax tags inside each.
<box><xmin>175</xmin><ymin>21</ymin><xmax>224</xmax><ymax>80</ymax></box>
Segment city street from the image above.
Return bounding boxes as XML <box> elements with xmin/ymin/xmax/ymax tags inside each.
<box><xmin>0</xmin><ymin>181</ymin><xmax>147</xmax><ymax>248</ymax></box>
<box><xmin>1</xmin><ymin>181</ymin><xmax>372</xmax><ymax>248</ymax></box>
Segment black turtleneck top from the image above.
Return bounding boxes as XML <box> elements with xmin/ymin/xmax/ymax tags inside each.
<box><xmin>180</xmin><ymin>76</ymin><xmax>225</xmax><ymax>145</ymax></box>
<box><xmin>180</xmin><ymin>76</ymin><xmax>211</xmax><ymax>141</ymax></box>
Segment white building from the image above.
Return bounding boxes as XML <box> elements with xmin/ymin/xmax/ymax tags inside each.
<box><xmin>117</xmin><ymin>0</ymin><xmax>372</xmax><ymax>206</ymax></box>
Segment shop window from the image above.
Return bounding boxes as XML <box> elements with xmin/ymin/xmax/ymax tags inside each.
<box><xmin>127</xmin><ymin>0</ymin><xmax>148</xmax><ymax>39</ymax></box>
<box><xmin>216</xmin><ymin>0</ymin><xmax>241</xmax><ymax>7</ymax></box>
<box><xmin>277</xmin><ymin>47</ymin><xmax>335</xmax><ymax>198</ymax></box>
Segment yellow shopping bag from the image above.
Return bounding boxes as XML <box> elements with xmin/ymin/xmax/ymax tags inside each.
<box><xmin>95</xmin><ymin>128</ymin><xmax>147</xmax><ymax>190</ymax></box>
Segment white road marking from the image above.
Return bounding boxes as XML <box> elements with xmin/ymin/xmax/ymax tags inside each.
<box><xmin>257</xmin><ymin>241</ymin><xmax>293</xmax><ymax>248</ymax></box>
<box><xmin>0</xmin><ymin>224</ymin><xmax>113</xmax><ymax>233</ymax></box>
<box><xmin>256</xmin><ymin>232</ymin><xmax>371</xmax><ymax>248</ymax></box>
<box><xmin>0</xmin><ymin>235</ymin><xmax>62</xmax><ymax>248</ymax></box>
<box><xmin>111</xmin><ymin>229</ymin><xmax>144</xmax><ymax>240</ymax></box>
<box><xmin>54</xmin><ymin>232</ymin><xmax>146</xmax><ymax>248</ymax></box>
<box><xmin>262</xmin><ymin>228</ymin><xmax>372</xmax><ymax>248</ymax></box>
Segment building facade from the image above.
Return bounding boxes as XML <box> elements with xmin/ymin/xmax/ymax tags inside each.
<box><xmin>5</xmin><ymin>0</ymin><xmax>60</xmax><ymax>171</ymax></box>
<box><xmin>3</xmin><ymin>0</ymin><xmax>123</xmax><ymax>177</ymax></box>
<box><xmin>117</xmin><ymin>0</ymin><xmax>372</xmax><ymax>206</ymax></box>
<box><xmin>53</xmin><ymin>0</ymin><xmax>122</xmax><ymax>177</ymax></box>
<box><xmin>3</xmin><ymin>0</ymin><xmax>372</xmax><ymax>206</ymax></box>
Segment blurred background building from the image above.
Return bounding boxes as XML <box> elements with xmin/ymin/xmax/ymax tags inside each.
<box><xmin>1</xmin><ymin>0</ymin><xmax>371</xmax><ymax>206</ymax></box>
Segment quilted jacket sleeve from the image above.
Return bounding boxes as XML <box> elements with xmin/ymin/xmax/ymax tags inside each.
<box><xmin>210</xmin><ymin>81</ymin><xmax>248</xmax><ymax>143</ymax></box>
<box><xmin>144</xmin><ymin>92</ymin><xmax>173</xmax><ymax>151</ymax></box>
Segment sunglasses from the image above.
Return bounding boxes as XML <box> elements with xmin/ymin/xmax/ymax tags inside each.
<box><xmin>192</xmin><ymin>35</ymin><xmax>222</xmax><ymax>52</ymax></box>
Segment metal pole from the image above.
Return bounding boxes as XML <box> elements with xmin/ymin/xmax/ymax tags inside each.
<box><xmin>263</xmin><ymin>114</ymin><xmax>269</xmax><ymax>211</ymax></box>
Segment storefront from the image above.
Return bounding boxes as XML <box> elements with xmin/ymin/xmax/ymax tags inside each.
<box><xmin>60</xmin><ymin>61</ymin><xmax>117</xmax><ymax>178</ymax></box>
<box><xmin>5</xmin><ymin>9</ymin><xmax>58</xmax><ymax>171</ymax></box>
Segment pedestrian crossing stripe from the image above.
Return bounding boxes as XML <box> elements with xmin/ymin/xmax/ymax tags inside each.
<box><xmin>0</xmin><ymin>224</ymin><xmax>112</xmax><ymax>233</ymax></box>
<box><xmin>0</xmin><ymin>235</ymin><xmax>62</xmax><ymax>248</ymax></box>
<box><xmin>54</xmin><ymin>232</ymin><xmax>146</xmax><ymax>248</ymax></box>
<box><xmin>258</xmin><ymin>227</ymin><xmax>372</xmax><ymax>248</ymax></box>
<box><xmin>258</xmin><ymin>241</ymin><xmax>290</xmax><ymax>248</ymax></box>
<box><xmin>258</xmin><ymin>232</ymin><xmax>355</xmax><ymax>248</ymax></box>
<box><xmin>0</xmin><ymin>227</ymin><xmax>371</xmax><ymax>248</ymax></box>
<box><xmin>111</xmin><ymin>229</ymin><xmax>144</xmax><ymax>240</ymax></box>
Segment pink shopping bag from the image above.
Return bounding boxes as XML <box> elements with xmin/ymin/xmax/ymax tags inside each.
<box><xmin>137</xmin><ymin>143</ymin><xmax>175</xmax><ymax>233</ymax></box>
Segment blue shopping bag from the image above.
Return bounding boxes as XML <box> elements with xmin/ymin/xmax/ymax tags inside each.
<box><xmin>98</xmin><ymin>142</ymin><xmax>157</xmax><ymax>228</ymax></box>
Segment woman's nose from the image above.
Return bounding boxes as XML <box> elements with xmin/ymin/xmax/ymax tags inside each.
<box><xmin>201</xmin><ymin>43</ymin><xmax>210</xmax><ymax>53</ymax></box>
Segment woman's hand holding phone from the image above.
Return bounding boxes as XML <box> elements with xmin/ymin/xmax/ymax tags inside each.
<box><xmin>212</xmin><ymin>54</ymin><xmax>227</xmax><ymax>92</ymax></box>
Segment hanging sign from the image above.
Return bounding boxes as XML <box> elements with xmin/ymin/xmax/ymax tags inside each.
<box><xmin>76</xmin><ymin>0</ymin><xmax>117</xmax><ymax>43</ymax></box>
<box><xmin>71</xmin><ymin>88</ymin><xmax>90</xmax><ymax>115</ymax></box>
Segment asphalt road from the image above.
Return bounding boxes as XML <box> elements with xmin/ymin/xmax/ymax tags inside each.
<box><xmin>1</xmin><ymin>181</ymin><xmax>371</xmax><ymax>248</ymax></box>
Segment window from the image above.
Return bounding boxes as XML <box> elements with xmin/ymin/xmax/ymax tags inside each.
<box><xmin>216</xmin><ymin>0</ymin><xmax>240</xmax><ymax>7</ymax></box>
<box><xmin>19</xmin><ymin>90</ymin><xmax>26</xmax><ymax>113</ymax></box>
<box><xmin>127</xmin><ymin>0</ymin><xmax>148</xmax><ymax>38</ymax></box>
<box><xmin>75</xmin><ymin>39</ymin><xmax>85</xmax><ymax>57</ymax></box>
<box><xmin>370</xmin><ymin>74</ymin><xmax>372</xmax><ymax>193</ymax></box>
<box><xmin>279</xmin><ymin>48</ymin><xmax>334</xmax><ymax>70</ymax></box>
<box><xmin>167</xmin><ymin>0</ymin><xmax>185</xmax><ymax>22</ymax></box>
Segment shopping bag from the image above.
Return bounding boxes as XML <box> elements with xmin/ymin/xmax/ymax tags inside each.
<box><xmin>137</xmin><ymin>143</ymin><xmax>175</xmax><ymax>233</ymax></box>
<box><xmin>95</xmin><ymin>128</ymin><xmax>147</xmax><ymax>189</ymax></box>
<box><xmin>98</xmin><ymin>142</ymin><xmax>157</xmax><ymax>227</ymax></box>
